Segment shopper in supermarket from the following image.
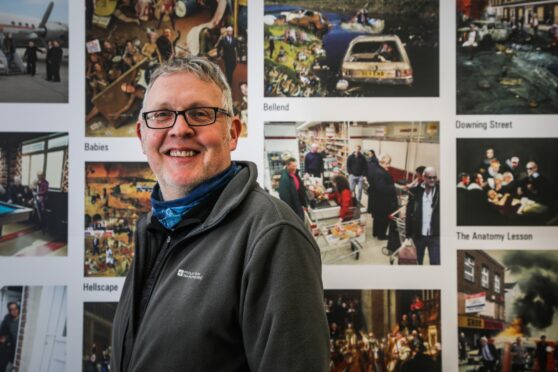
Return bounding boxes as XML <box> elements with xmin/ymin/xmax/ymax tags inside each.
<box><xmin>304</xmin><ymin>143</ymin><xmax>325</xmax><ymax>178</ymax></box>
<box><xmin>369</xmin><ymin>155</ymin><xmax>397</xmax><ymax>240</ymax></box>
<box><xmin>346</xmin><ymin>145</ymin><xmax>368</xmax><ymax>203</ymax></box>
<box><xmin>328</xmin><ymin>175</ymin><xmax>355</xmax><ymax>222</ymax></box>
<box><xmin>111</xmin><ymin>56</ymin><xmax>329</xmax><ymax>371</ymax></box>
<box><xmin>278</xmin><ymin>157</ymin><xmax>307</xmax><ymax>220</ymax></box>
<box><xmin>365</xmin><ymin>149</ymin><xmax>379</xmax><ymax>216</ymax></box>
<box><xmin>404</xmin><ymin>167</ymin><xmax>440</xmax><ymax>265</ymax></box>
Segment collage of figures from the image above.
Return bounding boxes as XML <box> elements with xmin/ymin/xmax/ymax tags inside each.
<box><xmin>0</xmin><ymin>0</ymin><xmax>558</xmax><ymax>371</ymax></box>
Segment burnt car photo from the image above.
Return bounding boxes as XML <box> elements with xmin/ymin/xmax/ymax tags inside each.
<box><xmin>280</xmin><ymin>8</ymin><xmax>331</xmax><ymax>35</ymax></box>
<box><xmin>339</xmin><ymin>34</ymin><xmax>413</xmax><ymax>87</ymax></box>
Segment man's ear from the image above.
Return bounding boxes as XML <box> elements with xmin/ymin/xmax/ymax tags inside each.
<box><xmin>228</xmin><ymin>117</ymin><xmax>242</xmax><ymax>151</ymax></box>
<box><xmin>136</xmin><ymin>121</ymin><xmax>146</xmax><ymax>154</ymax></box>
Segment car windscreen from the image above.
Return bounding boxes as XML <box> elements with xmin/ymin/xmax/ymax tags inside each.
<box><xmin>350</xmin><ymin>41</ymin><xmax>403</xmax><ymax>63</ymax></box>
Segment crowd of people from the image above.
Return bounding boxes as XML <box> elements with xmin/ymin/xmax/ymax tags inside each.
<box><xmin>275</xmin><ymin>142</ymin><xmax>440</xmax><ymax>264</ymax></box>
<box><xmin>264</xmin><ymin>22</ymin><xmax>327</xmax><ymax>97</ymax></box>
<box><xmin>457</xmin><ymin>148</ymin><xmax>555</xmax><ymax>225</ymax></box>
<box><xmin>84</xmin><ymin>180</ymin><xmax>151</xmax><ymax>276</ymax></box>
<box><xmin>86</xmin><ymin>0</ymin><xmax>246</xmax><ymax>129</ymax></box>
<box><xmin>1</xmin><ymin>33</ymin><xmax>64</xmax><ymax>79</ymax></box>
<box><xmin>325</xmin><ymin>294</ymin><xmax>441</xmax><ymax>372</ymax></box>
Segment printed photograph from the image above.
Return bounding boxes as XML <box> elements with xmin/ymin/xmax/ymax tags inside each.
<box><xmin>457</xmin><ymin>1</ymin><xmax>558</xmax><ymax>114</ymax></box>
<box><xmin>457</xmin><ymin>138</ymin><xmax>558</xmax><ymax>226</ymax></box>
<box><xmin>458</xmin><ymin>250</ymin><xmax>558</xmax><ymax>371</ymax></box>
<box><xmin>0</xmin><ymin>0</ymin><xmax>69</xmax><ymax>103</ymax></box>
<box><xmin>0</xmin><ymin>132</ymin><xmax>68</xmax><ymax>256</ymax></box>
<box><xmin>264</xmin><ymin>121</ymin><xmax>440</xmax><ymax>265</ymax></box>
<box><xmin>0</xmin><ymin>286</ymin><xmax>67</xmax><ymax>372</ymax></box>
<box><xmin>83</xmin><ymin>302</ymin><xmax>117</xmax><ymax>371</ymax></box>
<box><xmin>84</xmin><ymin>162</ymin><xmax>156</xmax><ymax>277</ymax></box>
<box><xmin>85</xmin><ymin>0</ymin><xmax>248</xmax><ymax>137</ymax></box>
<box><xmin>264</xmin><ymin>0</ymin><xmax>439</xmax><ymax>97</ymax></box>
<box><xmin>326</xmin><ymin>289</ymin><xmax>441</xmax><ymax>371</ymax></box>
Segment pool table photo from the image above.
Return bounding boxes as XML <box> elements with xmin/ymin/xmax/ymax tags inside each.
<box><xmin>0</xmin><ymin>201</ymin><xmax>33</xmax><ymax>236</ymax></box>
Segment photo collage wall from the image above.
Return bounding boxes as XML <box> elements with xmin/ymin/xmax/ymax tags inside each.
<box><xmin>0</xmin><ymin>0</ymin><xmax>557</xmax><ymax>370</ymax></box>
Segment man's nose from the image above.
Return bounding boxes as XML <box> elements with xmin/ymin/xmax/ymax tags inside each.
<box><xmin>169</xmin><ymin>112</ymin><xmax>195</xmax><ymax>136</ymax></box>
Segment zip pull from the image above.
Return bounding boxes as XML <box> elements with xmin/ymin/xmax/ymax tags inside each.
<box><xmin>166</xmin><ymin>235</ymin><xmax>172</xmax><ymax>248</ymax></box>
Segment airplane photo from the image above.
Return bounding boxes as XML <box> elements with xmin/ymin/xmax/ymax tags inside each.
<box><xmin>0</xmin><ymin>0</ymin><xmax>69</xmax><ymax>103</ymax></box>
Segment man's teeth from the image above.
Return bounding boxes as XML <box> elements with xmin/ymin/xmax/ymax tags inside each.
<box><xmin>169</xmin><ymin>150</ymin><xmax>197</xmax><ymax>157</ymax></box>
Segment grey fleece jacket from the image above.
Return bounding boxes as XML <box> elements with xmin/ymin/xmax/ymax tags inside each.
<box><xmin>111</xmin><ymin>161</ymin><xmax>329</xmax><ymax>371</ymax></box>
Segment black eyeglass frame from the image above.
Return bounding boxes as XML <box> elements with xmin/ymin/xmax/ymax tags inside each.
<box><xmin>142</xmin><ymin>107</ymin><xmax>232</xmax><ymax>129</ymax></box>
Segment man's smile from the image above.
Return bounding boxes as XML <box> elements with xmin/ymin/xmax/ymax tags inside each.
<box><xmin>168</xmin><ymin>149</ymin><xmax>199</xmax><ymax>157</ymax></box>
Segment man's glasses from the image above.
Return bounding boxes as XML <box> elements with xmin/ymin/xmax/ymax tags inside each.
<box><xmin>142</xmin><ymin>107</ymin><xmax>231</xmax><ymax>129</ymax></box>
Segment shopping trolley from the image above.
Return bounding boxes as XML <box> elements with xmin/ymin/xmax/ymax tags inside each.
<box><xmin>382</xmin><ymin>187</ymin><xmax>418</xmax><ymax>265</ymax></box>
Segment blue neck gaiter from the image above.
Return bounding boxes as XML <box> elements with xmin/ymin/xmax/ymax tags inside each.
<box><xmin>151</xmin><ymin>162</ymin><xmax>239</xmax><ymax>230</ymax></box>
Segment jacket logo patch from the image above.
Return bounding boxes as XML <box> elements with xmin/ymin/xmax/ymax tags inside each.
<box><xmin>177</xmin><ymin>269</ymin><xmax>203</xmax><ymax>281</ymax></box>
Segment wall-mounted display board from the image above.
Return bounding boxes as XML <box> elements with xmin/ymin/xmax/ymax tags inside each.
<box><xmin>0</xmin><ymin>0</ymin><xmax>557</xmax><ymax>371</ymax></box>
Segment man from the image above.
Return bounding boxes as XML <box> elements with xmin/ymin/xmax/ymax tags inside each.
<box><xmin>0</xmin><ymin>302</ymin><xmax>20</xmax><ymax>372</ymax></box>
<box><xmin>365</xmin><ymin>149</ymin><xmax>379</xmax><ymax>216</ymax></box>
<box><xmin>49</xmin><ymin>40</ymin><xmax>63</xmax><ymax>82</ymax></box>
<box><xmin>2</xmin><ymin>33</ymin><xmax>15</xmax><ymax>70</ymax></box>
<box><xmin>371</xmin><ymin>155</ymin><xmax>397</xmax><ymax>240</ymax></box>
<box><xmin>23</xmin><ymin>41</ymin><xmax>45</xmax><ymax>76</ymax></box>
<box><xmin>304</xmin><ymin>143</ymin><xmax>325</xmax><ymax>178</ymax></box>
<box><xmin>111</xmin><ymin>56</ymin><xmax>329</xmax><ymax>371</ymax></box>
<box><xmin>457</xmin><ymin>172</ymin><xmax>470</xmax><ymax>189</ymax></box>
<box><xmin>518</xmin><ymin>161</ymin><xmax>551</xmax><ymax>207</ymax></box>
<box><xmin>511</xmin><ymin>336</ymin><xmax>527</xmax><ymax>371</ymax></box>
<box><xmin>156</xmin><ymin>28</ymin><xmax>174</xmax><ymax>63</ymax></box>
<box><xmin>346</xmin><ymin>145</ymin><xmax>367</xmax><ymax>203</ymax></box>
<box><xmin>277</xmin><ymin>157</ymin><xmax>307</xmax><ymax>220</ymax></box>
<box><xmin>405</xmin><ymin>167</ymin><xmax>440</xmax><ymax>265</ymax></box>
<box><xmin>479</xmin><ymin>336</ymin><xmax>497</xmax><ymax>371</ymax></box>
<box><xmin>217</xmin><ymin>26</ymin><xmax>238</xmax><ymax>87</ymax></box>
<box><xmin>535</xmin><ymin>335</ymin><xmax>549</xmax><ymax>372</ymax></box>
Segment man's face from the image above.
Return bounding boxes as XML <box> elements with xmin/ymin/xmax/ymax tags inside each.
<box><xmin>355</xmin><ymin>146</ymin><xmax>361</xmax><ymax>154</ymax></box>
<box><xmin>286</xmin><ymin>161</ymin><xmax>297</xmax><ymax>173</ymax></box>
<box><xmin>424</xmin><ymin>170</ymin><xmax>437</xmax><ymax>188</ymax></box>
<box><xmin>137</xmin><ymin>72</ymin><xmax>240</xmax><ymax>199</ymax></box>
<box><xmin>8</xmin><ymin>304</ymin><xmax>19</xmax><ymax>319</ymax></box>
<box><xmin>486</xmin><ymin>149</ymin><xmax>494</xmax><ymax>159</ymax></box>
<box><xmin>527</xmin><ymin>163</ymin><xmax>537</xmax><ymax>176</ymax></box>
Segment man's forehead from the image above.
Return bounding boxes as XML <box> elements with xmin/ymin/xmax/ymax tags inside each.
<box><xmin>145</xmin><ymin>73</ymin><xmax>222</xmax><ymax>107</ymax></box>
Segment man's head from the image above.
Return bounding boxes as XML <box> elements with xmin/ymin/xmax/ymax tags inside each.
<box><xmin>285</xmin><ymin>158</ymin><xmax>297</xmax><ymax>174</ymax></box>
<box><xmin>380</xmin><ymin>155</ymin><xmax>391</xmax><ymax>171</ymax></box>
<box><xmin>164</xmin><ymin>28</ymin><xmax>173</xmax><ymax>40</ymax></box>
<box><xmin>486</xmin><ymin>148</ymin><xmax>494</xmax><ymax>159</ymax></box>
<box><xmin>37</xmin><ymin>171</ymin><xmax>45</xmax><ymax>181</ymax></box>
<box><xmin>489</xmin><ymin>159</ymin><xmax>501</xmax><ymax>173</ymax></box>
<box><xmin>422</xmin><ymin>167</ymin><xmax>437</xmax><ymax>189</ymax></box>
<box><xmin>137</xmin><ymin>57</ymin><xmax>241</xmax><ymax>200</ymax></box>
<box><xmin>510</xmin><ymin>156</ymin><xmax>519</xmax><ymax>169</ymax></box>
<box><xmin>526</xmin><ymin>161</ymin><xmax>538</xmax><ymax>176</ymax></box>
<box><xmin>415</xmin><ymin>166</ymin><xmax>426</xmax><ymax>183</ymax></box>
<box><xmin>53</xmin><ymin>40</ymin><xmax>60</xmax><ymax>47</ymax></box>
<box><xmin>458</xmin><ymin>172</ymin><xmax>470</xmax><ymax>186</ymax></box>
<box><xmin>354</xmin><ymin>145</ymin><xmax>361</xmax><ymax>154</ymax></box>
<box><xmin>7</xmin><ymin>302</ymin><xmax>19</xmax><ymax>319</ymax></box>
<box><xmin>226</xmin><ymin>26</ymin><xmax>233</xmax><ymax>37</ymax></box>
<box><xmin>28</xmin><ymin>41</ymin><xmax>34</xmax><ymax>47</ymax></box>
<box><xmin>311</xmin><ymin>143</ymin><xmax>318</xmax><ymax>153</ymax></box>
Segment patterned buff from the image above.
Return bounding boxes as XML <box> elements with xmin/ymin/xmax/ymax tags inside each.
<box><xmin>151</xmin><ymin>162</ymin><xmax>239</xmax><ymax>229</ymax></box>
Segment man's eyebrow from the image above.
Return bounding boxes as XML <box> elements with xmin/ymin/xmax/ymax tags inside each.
<box><xmin>145</xmin><ymin>101</ymin><xmax>216</xmax><ymax>110</ymax></box>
